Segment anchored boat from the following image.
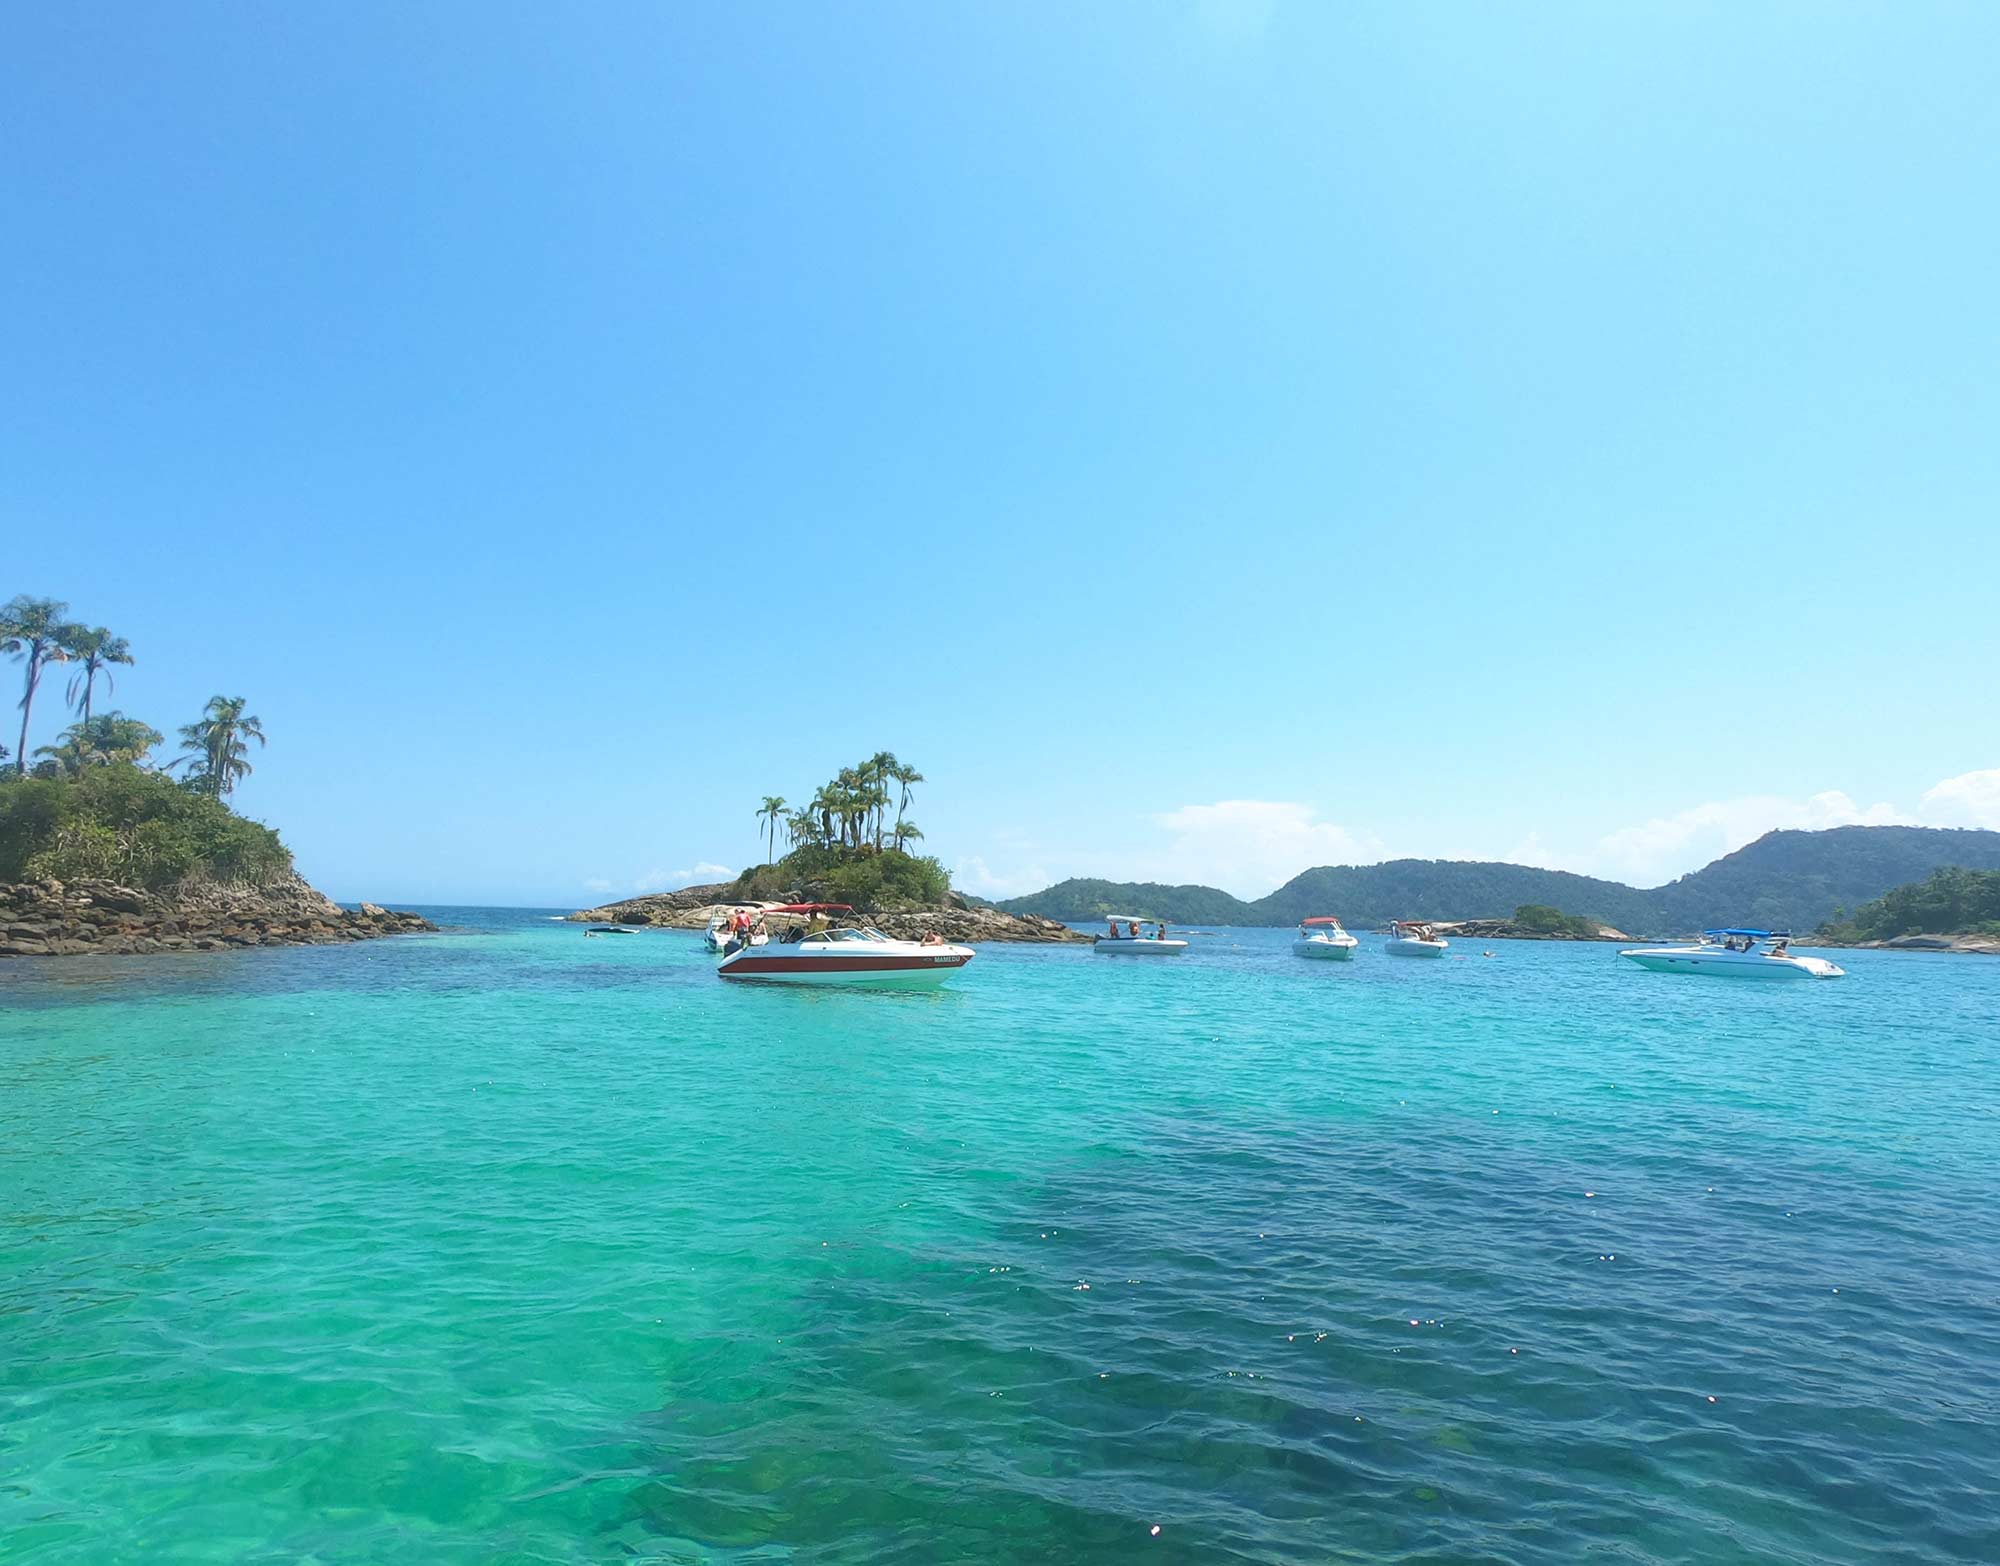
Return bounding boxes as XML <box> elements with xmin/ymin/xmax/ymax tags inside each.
<box><xmin>1292</xmin><ymin>917</ymin><xmax>1358</xmax><ymax>960</ymax></box>
<box><xmin>1620</xmin><ymin>929</ymin><xmax>1844</xmax><ymax>980</ymax></box>
<box><xmin>1092</xmin><ymin>917</ymin><xmax>1188</xmax><ymax>956</ymax></box>
<box><xmin>1385</xmin><ymin>920</ymin><xmax>1448</xmax><ymax>957</ymax></box>
<box><xmin>716</xmin><ymin>904</ymin><xmax>973</xmax><ymax>987</ymax></box>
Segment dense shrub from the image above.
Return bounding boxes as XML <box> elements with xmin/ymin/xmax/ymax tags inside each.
<box><xmin>0</xmin><ymin>763</ymin><xmax>292</xmax><ymax>889</ymax></box>
<box><xmin>733</xmin><ymin>844</ymin><xmax>950</xmax><ymax>911</ymax></box>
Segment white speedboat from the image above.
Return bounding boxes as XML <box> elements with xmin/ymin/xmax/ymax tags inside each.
<box><xmin>1620</xmin><ymin>929</ymin><xmax>1844</xmax><ymax>980</ymax></box>
<box><xmin>1384</xmin><ymin>920</ymin><xmax>1448</xmax><ymax>957</ymax></box>
<box><xmin>1292</xmin><ymin>917</ymin><xmax>1358</xmax><ymax>959</ymax></box>
<box><xmin>1093</xmin><ymin>917</ymin><xmax>1188</xmax><ymax>956</ymax></box>
<box><xmin>716</xmin><ymin>904</ymin><xmax>973</xmax><ymax>987</ymax></box>
<box><xmin>703</xmin><ymin>906</ymin><xmax>766</xmax><ymax>953</ymax></box>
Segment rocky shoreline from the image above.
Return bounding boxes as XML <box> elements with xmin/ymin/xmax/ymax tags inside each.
<box><xmin>1429</xmin><ymin>918</ymin><xmax>1633</xmax><ymax>943</ymax></box>
<box><xmin>569</xmin><ymin>882</ymin><xmax>1089</xmax><ymax>944</ymax></box>
<box><xmin>0</xmin><ymin>876</ymin><xmax>435</xmax><ymax>958</ymax></box>
<box><xmin>1813</xmin><ymin>931</ymin><xmax>2000</xmax><ymax>956</ymax></box>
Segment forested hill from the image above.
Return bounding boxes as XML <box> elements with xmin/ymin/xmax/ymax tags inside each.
<box><xmin>997</xmin><ymin>826</ymin><xmax>2000</xmax><ymax>935</ymax></box>
<box><xmin>1250</xmin><ymin>861</ymin><xmax>1656</xmax><ymax>931</ymax></box>
<box><xmin>1001</xmin><ymin>878</ymin><xmax>1258</xmax><ymax>925</ymax></box>
<box><xmin>1647</xmin><ymin>825</ymin><xmax>2000</xmax><ymax>934</ymax></box>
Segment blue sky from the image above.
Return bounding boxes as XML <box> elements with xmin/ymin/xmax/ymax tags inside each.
<box><xmin>7</xmin><ymin>2</ymin><xmax>1997</xmax><ymax>905</ymax></box>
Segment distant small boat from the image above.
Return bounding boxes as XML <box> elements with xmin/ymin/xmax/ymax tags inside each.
<box><xmin>1092</xmin><ymin>917</ymin><xmax>1188</xmax><ymax>956</ymax></box>
<box><xmin>1621</xmin><ymin>929</ymin><xmax>1844</xmax><ymax>980</ymax></box>
<box><xmin>1292</xmin><ymin>917</ymin><xmax>1358</xmax><ymax>960</ymax></box>
<box><xmin>586</xmin><ymin>925</ymin><xmax>636</xmax><ymax>935</ymax></box>
<box><xmin>1385</xmin><ymin>920</ymin><xmax>1448</xmax><ymax>957</ymax></box>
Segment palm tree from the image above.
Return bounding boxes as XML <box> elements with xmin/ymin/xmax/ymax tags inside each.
<box><xmin>890</xmin><ymin>819</ymin><xmax>923</xmax><ymax>852</ymax></box>
<box><xmin>63</xmin><ymin>627</ymin><xmax>133</xmax><ymax>724</ymax></box>
<box><xmin>891</xmin><ymin>762</ymin><xmax>924</xmax><ymax>843</ymax></box>
<box><xmin>1</xmin><ymin>596</ymin><xmax>71</xmax><ymax>777</ymax></box>
<box><xmin>172</xmin><ymin>696</ymin><xmax>266</xmax><ymax>797</ymax></box>
<box><xmin>863</xmin><ymin>751</ymin><xmax>899</xmax><ymax>849</ymax></box>
<box><xmin>36</xmin><ymin>712</ymin><xmax>163</xmax><ymax>775</ymax></box>
<box><xmin>785</xmin><ymin>807</ymin><xmax>815</xmax><ymax>850</ymax></box>
<box><xmin>757</xmin><ymin>795</ymin><xmax>787</xmax><ymax>864</ymax></box>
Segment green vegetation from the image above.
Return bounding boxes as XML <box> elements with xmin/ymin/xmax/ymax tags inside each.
<box><xmin>1002</xmin><ymin>877</ymin><xmax>1259</xmax><ymax>926</ymax></box>
<box><xmin>1</xmin><ymin>592</ymin><xmax>287</xmax><ymax>888</ymax></box>
<box><xmin>171</xmin><ymin>696</ymin><xmax>267</xmax><ymax>799</ymax></box>
<box><xmin>730</xmin><ymin>752</ymin><xmax>948</xmax><ymax>912</ymax></box>
<box><xmin>0</xmin><ymin>762</ymin><xmax>291</xmax><ymax>888</ymax></box>
<box><xmin>1511</xmin><ymin>903</ymin><xmax>1601</xmax><ymax>937</ymax></box>
<box><xmin>1815</xmin><ymin>867</ymin><xmax>2000</xmax><ymax>942</ymax></box>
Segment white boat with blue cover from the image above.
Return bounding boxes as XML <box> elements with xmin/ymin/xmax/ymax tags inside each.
<box><xmin>1620</xmin><ymin>929</ymin><xmax>1844</xmax><ymax>980</ymax></box>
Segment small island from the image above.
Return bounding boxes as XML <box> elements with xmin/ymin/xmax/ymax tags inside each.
<box><xmin>0</xmin><ymin>595</ymin><xmax>432</xmax><ymax>958</ymax></box>
<box><xmin>570</xmin><ymin>751</ymin><xmax>1087</xmax><ymax>944</ymax></box>
<box><xmin>1430</xmin><ymin>904</ymin><xmax>1632</xmax><ymax>942</ymax></box>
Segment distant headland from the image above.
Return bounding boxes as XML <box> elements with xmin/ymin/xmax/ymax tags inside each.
<box><xmin>996</xmin><ymin>826</ymin><xmax>2000</xmax><ymax>939</ymax></box>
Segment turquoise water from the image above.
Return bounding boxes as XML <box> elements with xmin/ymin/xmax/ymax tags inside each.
<box><xmin>4</xmin><ymin>913</ymin><xmax>1998</xmax><ymax>1564</ymax></box>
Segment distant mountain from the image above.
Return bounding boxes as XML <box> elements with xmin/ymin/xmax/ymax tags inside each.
<box><xmin>998</xmin><ymin>877</ymin><xmax>1258</xmax><ymax>926</ymax></box>
<box><xmin>997</xmin><ymin>826</ymin><xmax>2000</xmax><ymax>935</ymax></box>
<box><xmin>1648</xmin><ymin>825</ymin><xmax>2000</xmax><ymax>934</ymax></box>
<box><xmin>1249</xmin><ymin>860</ymin><xmax>1657</xmax><ymax>931</ymax></box>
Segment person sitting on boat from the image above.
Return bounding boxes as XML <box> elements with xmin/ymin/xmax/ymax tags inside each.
<box><xmin>808</xmin><ymin>910</ymin><xmax>830</xmax><ymax>936</ymax></box>
<box><xmin>921</xmin><ymin>930</ymin><xmax>943</xmax><ymax>946</ymax></box>
<box><xmin>1128</xmin><ymin>920</ymin><xmax>1141</xmax><ymax>940</ymax></box>
<box><xmin>1769</xmin><ymin>938</ymin><xmax>1790</xmax><ymax>957</ymax></box>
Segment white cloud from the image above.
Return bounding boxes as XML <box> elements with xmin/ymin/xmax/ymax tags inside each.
<box><xmin>1146</xmin><ymin>800</ymin><xmax>1379</xmax><ymax>899</ymax></box>
<box><xmin>1581</xmin><ymin>790</ymin><xmax>1913</xmax><ymax>887</ymax></box>
<box><xmin>1920</xmin><ymin>768</ymin><xmax>2000</xmax><ymax>829</ymax></box>
<box><xmin>635</xmin><ymin>861</ymin><xmax>735</xmax><ymax>893</ymax></box>
<box><xmin>582</xmin><ymin>876</ymin><xmax>614</xmax><ymax>894</ymax></box>
<box><xmin>953</xmin><ymin>854</ymin><xmax>1050</xmax><ymax>900</ymax></box>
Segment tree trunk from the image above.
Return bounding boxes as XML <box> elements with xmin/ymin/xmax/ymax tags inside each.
<box><xmin>17</xmin><ymin>663</ymin><xmax>36</xmax><ymax>776</ymax></box>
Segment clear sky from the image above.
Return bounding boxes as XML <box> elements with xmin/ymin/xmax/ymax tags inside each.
<box><xmin>7</xmin><ymin>2</ymin><xmax>1997</xmax><ymax>906</ymax></box>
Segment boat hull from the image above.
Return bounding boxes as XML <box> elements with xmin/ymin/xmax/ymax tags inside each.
<box><xmin>1093</xmin><ymin>940</ymin><xmax>1189</xmax><ymax>956</ymax></box>
<box><xmin>717</xmin><ymin>947</ymin><xmax>973</xmax><ymax>987</ymax></box>
<box><xmin>1385</xmin><ymin>938</ymin><xmax>1447</xmax><ymax>958</ymax></box>
<box><xmin>1620</xmin><ymin>949</ymin><xmax>1843</xmax><ymax>979</ymax></box>
<box><xmin>1292</xmin><ymin>938</ymin><xmax>1356</xmax><ymax>960</ymax></box>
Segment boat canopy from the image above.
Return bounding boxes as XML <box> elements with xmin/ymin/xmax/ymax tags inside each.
<box><xmin>769</xmin><ymin>903</ymin><xmax>855</xmax><ymax>914</ymax></box>
<box><xmin>1299</xmin><ymin>917</ymin><xmax>1346</xmax><ymax>927</ymax></box>
<box><xmin>1102</xmin><ymin>915</ymin><xmax>1161</xmax><ymax>924</ymax></box>
<box><xmin>1704</xmin><ymin>928</ymin><xmax>1791</xmax><ymax>939</ymax></box>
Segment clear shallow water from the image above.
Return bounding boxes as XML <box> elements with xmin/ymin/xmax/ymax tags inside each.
<box><xmin>3</xmin><ymin>914</ymin><xmax>1998</xmax><ymax>1565</ymax></box>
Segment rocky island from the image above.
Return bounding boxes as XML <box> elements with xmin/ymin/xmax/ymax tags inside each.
<box><xmin>0</xmin><ymin>874</ymin><xmax>433</xmax><ymax>958</ymax></box>
<box><xmin>569</xmin><ymin>880</ymin><xmax>1086</xmax><ymax>944</ymax></box>
<box><xmin>572</xmin><ymin>752</ymin><xmax>1092</xmax><ymax>944</ymax></box>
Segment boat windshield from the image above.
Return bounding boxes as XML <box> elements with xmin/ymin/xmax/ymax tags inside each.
<box><xmin>820</xmin><ymin>926</ymin><xmax>892</xmax><ymax>943</ymax></box>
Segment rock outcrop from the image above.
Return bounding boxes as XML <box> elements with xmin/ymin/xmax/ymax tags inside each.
<box><xmin>0</xmin><ymin>875</ymin><xmax>434</xmax><ymax>958</ymax></box>
<box><xmin>568</xmin><ymin>883</ymin><xmax>1088</xmax><ymax>944</ymax></box>
<box><xmin>1864</xmin><ymin>932</ymin><xmax>2000</xmax><ymax>955</ymax></box>
<box><xmin>1430</xmin><ymin>918</ymin><xmax>1632</xmax><ymax>942</ymax></box>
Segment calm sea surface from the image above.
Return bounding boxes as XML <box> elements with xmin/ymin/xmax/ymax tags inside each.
<box><xmin>3</xmin><ymin>912</ymin><xmax>1997</xmax><ymax>1564</ymax></box>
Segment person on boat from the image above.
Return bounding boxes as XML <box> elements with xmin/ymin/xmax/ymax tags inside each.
<box><xmin>921</xmin><ymin>930</ymin><xmax>943</xmax><ymax>946</ymax></box>
<box><xmin>1769</xmin><ymin>938</ymin><xmax>1790</xmax><ymax>957</ymax></box>
<box><xmin>1128</xmin><ymin>920</ymin><xmax>1141</xmax><ymax>940</ymax></box>
<box><xmin>808</xmin><ymin>909</ymin><xmax>830</xmax><ymax>936</ymax></box>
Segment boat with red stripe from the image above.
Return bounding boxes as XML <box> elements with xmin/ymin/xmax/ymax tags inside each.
<box><xmin>716</xmin><ymin>904</ymin><xmax>974</xmax><ymax>987</ymax></box>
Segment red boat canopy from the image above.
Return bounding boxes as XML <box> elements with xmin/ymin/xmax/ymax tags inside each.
<box><xmin>767</xmin><ymin>903</ymin><xmax>854</xmax><ymax>913</ymax></box>
<box><xmin>1299</xmin><ymin>916</ymin><xmax>1346</xmax><ymax>926</ymax></box>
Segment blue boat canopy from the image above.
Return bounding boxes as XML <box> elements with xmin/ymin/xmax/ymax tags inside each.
<box><xmin>1703</xmin><ymin>928</ymin><xmax>1791</xmax><ymax>939</ymax></box>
